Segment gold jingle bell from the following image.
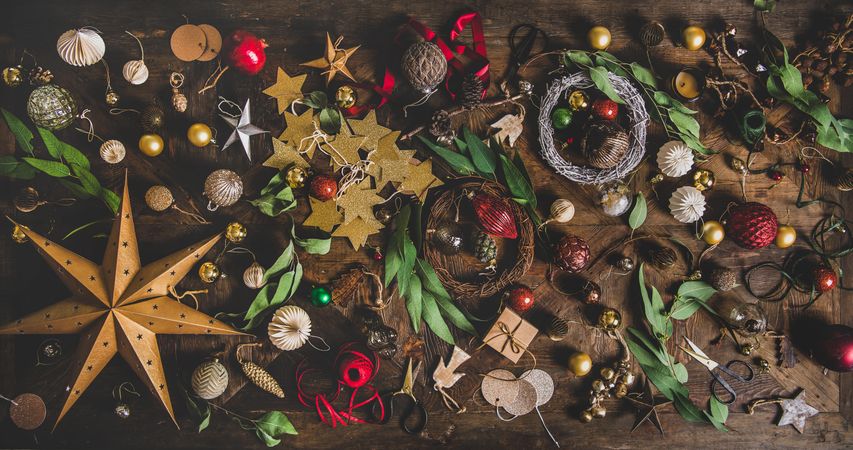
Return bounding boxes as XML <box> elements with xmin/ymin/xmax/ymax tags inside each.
<box><xmin>567</xmin><ymin>90</ymin><xmax>590</xmax><ymax>111</ymax></box>
<box><xmin>11</xmin><ymin>224</ymin><xmax>29</xmax><ymax>243</ymax></box>
<box><xmin>682</xmin><ymin>26</ymin><xmax>707</xmax><ymax>51</ymax></box>
<box><xmin>598</xmin><ymin>307</ymin><xmax>622</xmax><ymax>331</ymax></box>
<box><xmin>285</xmin><ymin>166</ymin><xmax>308</xmax><ymax>189</ymax></box>
<box><xmin>198</xmin><ymin>261</ymin><xmax>221</xmax><ymax>283</ymax></box>
<box><xmin>693</xmin><ymin>169</ymin><xmax>715</xmax><ymax>191</ymax></box>
<box><xmin>335</xmin><ymin>86</ymin><xmax>357</xmax><ymax>109</ymax></box>
<box><xmin>587</xmin><ymin>26</ymin><xmax>612</xmax><ymax>50</ymax></box>
<box><xmin>701</xmin><ymin>220</ymin><xmax>725</xmax><ymax>245</ymax></box>
<box><xmin>2</xmin><ymin>65</ymin><xmax>23</xmax><ymax>87</ymax></box>
<box><xmin>138</xmin><ymin>133</ymin><xmax>164</xmax><ymax>157</ymax></box>
<box><xmin>105</xmin><ymin>88</ymin><xmax>120</xmax><ymax>106</ymax></box>
<box><xmin>187</xmin><ymin>123</ymin><xmax>213</xmax><ymax>147</ymax></box>
<box><xmin>225</xmin><ymin>222</ymin><xmax>247</xmax><ymax>243</ymax></box>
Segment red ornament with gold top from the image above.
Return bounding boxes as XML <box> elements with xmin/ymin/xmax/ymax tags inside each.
<box><xmin>309</xmin><ymin>174</ymin><xmax>338</xmax><ymax>201</ymax></box>
<box><xmin>812</xmin><ymin>265</ymin><xmax>838</xmax><ymax>293</ymax></box>
<box><xmin>471</xmin><ymin>191</ymin><xmax>518</xmax><ymax>239</ymax></box>
<box><xmin>725</xmin><ymin>202</ymin><xmax>778</xmax><ymax>249</ymax></box>
<box><xmin>225</xmin><ymin>30</ymin><xmax>268</xmax><ymax>75</ymax></box>
<box><xmin>591</xmin><ymin>98</ymin><xmax>619</xmax><ymax>121</ymax></box>
<box><xmin>506</xmin><ymin>285</ymin><xmax>535</xmax><ymax>313</ymax></box>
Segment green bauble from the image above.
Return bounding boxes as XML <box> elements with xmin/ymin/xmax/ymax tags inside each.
<box><xmin>310</xmin><ymin>286</ymin><xmax>332</xmax><ymax>307</ymax></box>
<box><xmin>551</xmin><ymin>107</ymin><xmax>573</xmax><ymax>130</ymax></box>
<box><xmin>27</xmin><ymin>84</ymin><xmax>77</xmax><ymax>130</ymax></box>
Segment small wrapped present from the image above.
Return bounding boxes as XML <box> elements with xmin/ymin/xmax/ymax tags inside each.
<box><xmin>483</xmin><ymin>307</ymin><xmax>538</xmax><ymax>363</ymax></box>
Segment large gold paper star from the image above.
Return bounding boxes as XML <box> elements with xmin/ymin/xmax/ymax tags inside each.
<box><xmin>325</xmin><ymin>130</ymin><xmax>366</xmax><ymax>171</ymax></box>
<box><xmin>367</xmin><ymin>131</ymin><xmax>414</xmax><ymax>189</ymax></box>
<box><xmin>263</xmin><ymin>137</ymin><xmax>311</xmax><ymax>170</ymax></box>
<box><xmin>279</xmin><ymin>108</ymin><xmax>319</xmax><ymax>159</ymax></box>
<box><xmin>300</xmin><ymin>33</ymin><xmax>360</xmax><ymax>86</ymax></box>
<box><xmin>262</xmin><ymin>67</ymin><xmax>307</xmax><ymax>115</ymax></box>
<box><xmin>348</xmin><ymin>110</ymin><xmax>391</xmax><ymax>151</ymax></box>
<box><xmin>332</xmin><ymin>217</ymin><xmax>384</xmax><ymax>250</ymax></box>
<box><xmin>303</xmin><ymin>197</ymin><xmax>344</xmax><ymax>232</ymax></box>
<box><xmin>398</xmin><ymin>158</ymin><xmax>444</xmax><ymax>202</ymax></box>
<box><xmin>336</xmin><ymin>178</ymin><xmax>384</xmax><ymax>224</ymax></box>
<box><xmin>0</xmin><ymin>176</ymin><xmax>243</xmax><ymax>429</ymax></box>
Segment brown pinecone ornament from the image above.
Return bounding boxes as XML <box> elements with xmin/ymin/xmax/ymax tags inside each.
<box><xmin>835</xmin><ymin>167</ymin><xmax>853</xmax><ymax>191</ymax></box>
<box><xmin>581</xmin><ymin>121</ymin><xmax>629</xmax><ymax>169</ymax></box>
<box><xmin>706</xmin><ymin>267</ymin><xmax>737</xmax><ymax>291</ymax></box>
<box><xmin>640</xmin><ymin>21</ymin><xmax>665</xmax><ymax>47</ymax></box>
<box><xmin>237</xmin><ymin>344</ymin><xmax>285</xmax><ymax>398</ymax></box>
<box><xmin>461</xmin><ymin>73</ymin><xmax>484</xmax><ymax>109</ymax></box>
<box><xmin>554</xmin><ymin>234</ymin><xmax>591</xmax><ymax>273</ymax></box>
<box><xmin>29</xmin><ymin>66</ymin><xmax>53</xmax><ymax>85</ymax></box>
<box><xmin>401</xmin><ymin>41</ymin><xmax>447</xmax><ymax>93</ymax></box>
<box><xmin>429</xmin><ymin>110</ymin><xmax>455</xmax><ymax>145</ymax></box>
<box><xmin>649</xmin><ymin>245</ymin><xmax>677</xmax><ymax>268</ymax></box>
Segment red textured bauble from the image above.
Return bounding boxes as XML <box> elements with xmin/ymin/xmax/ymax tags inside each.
<box><xmin>810</xmin><ymin>324</ymin><xmax>853</xmax><ymax>372</ymax></box>
<box><xmin>725</xmin><ymin>202</ymin><xmax>778</xmax><ymax>249</ymax></box>
<box><xmin>225</xmin><ymin>30</ymin><xmax>268</xmax><ymax>75</ymax></box>
<box><xmin>506</xmin><ymin>285</ymin><xmax>535</xmax><ymax>313</ymax></box>
<box><xmin>471</xmin><ymin>192</ymin><xmax>518</xmax><ymax>239</ymax></box>
<box><xmin>553</xmin><ymin>234</ymin><xmax>591</xmax><ymax>273</ymax></box>
<box><xmin>309</xmin><ymin>174</ymin><xmax>338</xmax><ymax>201</ymax></box>
<box><xmin>591</xmin><ymin>98</ymin><xmax>619</xmax><ymax>120</ymax></box>
<box><xmin>811</xmin><ymin>265</ymin><xmax>838</xmax><ymax>293</ymax></box>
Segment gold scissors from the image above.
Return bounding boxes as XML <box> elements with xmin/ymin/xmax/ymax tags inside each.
<box><xmin>371</xmin><ymin>359</ymin><xmax>427</xmax><ymax>434</ymax></box>
<box><xmin>680</xmin><ymin>337</ymin><xmax>755</xmax><ymax>404</ymax></box>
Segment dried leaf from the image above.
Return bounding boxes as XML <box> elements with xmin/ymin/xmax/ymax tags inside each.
<box><xmin>780</xmin><ymin>335</ymin><xmax>798</xmax><ymax>368</ymax></box>
<box><xmin>401</xmin><ymin>335</ymin><xmax>425</xmax><ymax>360</ymax></box>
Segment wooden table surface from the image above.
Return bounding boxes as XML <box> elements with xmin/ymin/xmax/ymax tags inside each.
<box><xmin>0</xmin><ymin>0</ymin><xmax>851</xmax><ymax>448</ymax></box>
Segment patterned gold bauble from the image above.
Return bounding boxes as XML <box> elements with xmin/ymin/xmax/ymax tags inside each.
<box><xmin>204</xmin><ymin>169</ymin><xmax>243</xmax><ymax>210</ymax></box>
<box><xmin>335</xmin><ymin>85</ymin><xmax>357</xmax><ymax>109</ymax></box>
<box><xmin>692</xmin><ymin>169</ymin><xmax>715</xmax><ymax>191</ymax></box>
<box><xmin>11</xmin><ymin>224</ymin><xmax>29</xmax><ymax>244</ymax></box>
<box><xmin>27</xmin><ymin>84</ymin><xmax>77</xmax><ymax>131</ymax></box>
<box><xmin>835</xmin><ymin>168</ymin><xmax>853</xmax><ymax>191</ymax></box>
<box><xmin>225</xmin><ymin>222</ymin><xmax>247</xmax><ymax>243</ymax></box>
<box><xmin>100</xmin><ymin>139</ymin><xmax>126</xmax><ymax>164</ymax></box>
<box><xmin>640</xmin><ymin>21</ymin><xmax>665</xmax><ymax>47</ymax></box>
<box><xmin>138</xmin><ymin>133</ymin><xmax>164</xmax><ymax>157</ymax></box>
<box><xmin>3</xmin><ymin>66</ymin><xmax>23</xmax><ymax>87</ymax></box>
<box><xmin>105</xmin><ymin>89</ymin><xmax>120</xmax><ymax>106</ymax></box>
<box><xmin>14</xmin><ymin>187</ymin><xmax>40</xmax><ymax>213</ymax></box>
<box><xmin>547</xmin><ymin>317</ymin><xmax>569</xmax><ymax>341</ymax></box>
<box><xmin>145</xmin><ymin>185</ymin><xmax>174</xmax><ymax>212</ymax></box>
<box><xmin>567</xmin><ymin>90</ymin><xmax>589</xmax><ymax>111</ymax></box>
<box><xmin>597</xmin><ymin>307</ymin><xmax>622</xmax><ymax>330</ymax></box>
<box><xmin>243</xmin><ymin>262</ymin><xmax>266</xmax><ymax>289</ymax></box>
<box><xmin>191</xmin><ymin>358</ymin><xmax>229</xmax><ymax>400</ymax></box>
<box><xmin>198</xmin><ymin>261</ymin><xmax>221</xmax><ymax>283</ymax></box>
<box><xmin>140</xmin><ymin>104</ymin><xmax>165</xmax><ymax>132</ymax></box>
<box><xmin>187</xmin><ymin>123</ymin><xmax>212</xmax><ymax>147</ymax></box>
<box><xmin>285</xmin><ymin>166</ymin><xmax>308</xmax><ymax>189</ymax></box>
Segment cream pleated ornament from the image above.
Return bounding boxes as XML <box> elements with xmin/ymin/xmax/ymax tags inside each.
<box><xmin>99</xmin><ymin>139</ymin><xmax>126</xmax><ymax>164</ymax></box>
<box><xmin>56</xmin><ymin>28</ymin><xmax>105</xmax><ymax>67</ymax></box>
<box><xmin>669</xmin><ymin>186</ymin><xmax>706</xmax><ymax>223</ymax></box>
<box><xmin>657</xmin><ymin>141</ymin><xmax>694</xmax><ymax>177</ymax></box>
<box><xmin>122</xmin><ymin>31</ymin><xmax>149</xmax><ymax>85</ymax></box>
<box><xmin>267</xmin><ymin>305</ymin><xmax>329</xmax><ymax>351</ymax></box>
<box><xmin>243</xmin><ymin>261</ymin><xmax>266</xmax><ymax>289</ymax></box>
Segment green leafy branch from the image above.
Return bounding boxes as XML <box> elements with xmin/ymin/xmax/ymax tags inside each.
<box><xmin>625</xmin><ymin>264</ymin><xmax>728</xmax><ymax>430</ymax></box>
<box><xmin>0</xmin><ymin>108</ymin><xmax>119</xmax><ymax>214</ymax></box>
<box><xmin>561</xmin><ymin>51</ymin><xmax>712</xmax><ymax>155</ymax></box>
<box><xmin>302</xmin><ymin>91</ymin><xmax>341</xmax><ymax>135</ymax></box>
<box><xmin>184</xmin><ymin>388</ymin><xmax>297</xmax><ymax>447</ymax></box>
<box><xmin>385</xmin><ymin>204</ymin><xmax>475</xmax><ymax>345</ymax></box>
<box><xmin>249</xmin><ymin>170</ymin><xmax>298</xmax><ymax>217</ymax></box>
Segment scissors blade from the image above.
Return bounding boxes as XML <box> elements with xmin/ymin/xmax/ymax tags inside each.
<box><xmin>681</xmin><ymin>337</ymin><xmax>719</xmax><ymax>371</ymax></box>
<box><xmin>401</xmin><ymin>359</ymin><xmax>415</xmax><ymax>394</ymax></box>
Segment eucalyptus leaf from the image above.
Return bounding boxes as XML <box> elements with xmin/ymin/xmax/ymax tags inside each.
<box><xmin>416</xmin><ymin>258</ymin><xmax>452</xmax><ymax>301</ymax></box>
<box><xmin>754</xmin><ymin>0</ymin><xmax>776</xmax><ymax>11</ymax></box>
<box><xmin>264</xmin><ymin>241</ymin><xmax>296</xmax><ymax>282</ymax></box>
<box><xmin>588</xmin><ymin>66</ymin><xmax>624</xmax><ymax>104</ymax></box>
<box><xmin>629</xmin><ymin>62</ymin><xmax>657</xmax><ymax>89</ymax></box>
<box><xmin>628</xmin><ymin>193</ymin><xmax>647</xmax><ymax>230</ymax></box>
<box><xmin>417</xmin><ymin>135</ymin><xmax>477</xmax><ymax>175</ymax></box>
<box><xmin>183</xmin><ymin>391</ymin><xmax>211</xmax><ymax>433</ymax></box>
<box><xmin>564</xmin><ymin>50</ymin><xmax>593</xmax><ymax>68</ymax></box>
<box><xmin>677</xmin><ymin>281</ymin><xmax>716</xmax><ymax>301</ymax></box>
<box><xmin>58</xmin><ymin>179</ymin><xmax>94</xmax><ymax>199</ymax></box>
<box><xmin>384</xmin><ymin>235</ymin><xmax>401</xmax><ymax>286</ymax></box>
<box><xmin>454</xmin><ymin>137</ymin><xmax>469</xmax><ymax>155</ymax></box>
<box><xmin>36</xmin><ymin>127</ymin><xmax>63</xmax><ymax>159</ymax></box>
<box><xmin>1</xmin><ymin>108</ymin><xmax>34</xmax><ymax>153</ymax></box>
<box><xmin>100</xmin><ymin>187</ymin><xmax>120</xmax><ymax>215</ymax></box>
<box><xmin>593</xmin><ymin>51</ymin><xmax>630</xmax><ymax>77</ymax></box>
<box><xmin>668</xmin><ymin>297</ymin><xmax>703</xmax><ymax>320</ymax></box>
<box><xmin>406</xmin><ymin>274</ymin><xmax>423</xmax><ymax>333</ymax></box>
<box><xmin>59</xmin><ymin>141</ymin><xmax>91</xmax><ymax>170</ymax></box>
<box><xmin>397</xmin><ymin>238</ymin><xmax>416</xmax><ymax>297</ymax></box>
<box><xmin>709</xmin><ymin>395</ymin><xmax>729</xmax><ymax>424</ymax></box>
<box><xmin>669</xmin><ymin>109</ymin><xmax>700</xmax><ymax>139</ymax></box>
<box><xmin>499</xmin><ymin>153</ymin><xmax>537</xmax><ymax>209</ymax></box>
<box><xmin>0</xmin><ymin>156</ymin><xmax>36</xmax><ymax>179</ymax></box>
<box><xmin>463</xmin><ymin>126</ymin><xmax>496</xmax><ymax>176</ymax></box>
<box><xmin>290</xmin><ymin>223</ymin><xmax>331</xmax><ymax>255</ymax></box>
<box><xmin>22</xmin><ymin>157</ymin><xmax>70</xmax><ymax>177</ymax></box>
<box><xmin>433</xmin><ymin>293</ymin><xmax>476</xmax><ymax>334</ymax></box>
<box><xmin>70</xmin><ymin>164</ymin><xmax>101</xmax><ymax>197</ymax></box>
<box><xmin>255</xmin><ymin>411</ymin><xmax>298</xmax><ymax>438</ymax></box>
<box><xmin>672</xmin><ymin>362</ymin><xmax>689</xmax><ymax>383</ymax></box>
<box><xmin>421</xmin><ymin>290</ymin><xmax>454</xmax><ymax>345</ymax></box>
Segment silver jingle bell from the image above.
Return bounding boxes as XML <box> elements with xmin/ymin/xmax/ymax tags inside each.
<box><xmin>114</xmin><ymin>403</ymin><xmax>131</xmax><ymax>419</ymax></box>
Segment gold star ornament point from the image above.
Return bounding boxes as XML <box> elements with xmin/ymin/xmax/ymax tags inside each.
<box><xmin>262</xmin><ymin>67</ymin><xmax>307</xmax><ymax>114</ymax></box>
<box><xmin>300</xmin><ymin>33</ymin><xmax>360</xmax><ymax>85</ymax></box>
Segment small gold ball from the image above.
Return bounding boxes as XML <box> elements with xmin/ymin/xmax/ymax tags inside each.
<box><xmin>775</xmin><ymin>225</ymin><xmax>796</xmax><ymax>248</ymax></box>
<box><xmin>693</xmin><ymin>169</ymin><xmax>716</xmax><ymax>191</ymax></box>
<box><xmin>597</xmin><ymin>307</ymin><xmax>622</xmax><ymax>330</ymax></box>
<box><xmin>682</xmin><ymin>26</ymin><xmax>707</xmax><ymax>51</ymax></box>
<box><xmin>592</xmin><ymin>379</ymin><xmax>606</xmax><ymax>393</ymax></box>
<box><xmin>138</xmin><ymin>134</ymin><xmax>164</xmax><ymax>157</ymax></box>
<box><xmin>198</xmin><ymin>261</ymin><xmax>221</xmax><ymax>283</ymax></box>
<box><xmin>285</xmin><ymin>166</ymin><xmax>308</xmax><ymax>189</ymax></box>
<box><xmin>600</xmin><ymin>367</ymin><xmax>616</xmax><ymax>380</ymax></box>
<box><xmin>731</xmin><ymin>157</ymin><xmax>747</xmax><ymax>174</ymax></box>
<box><xmin>590</xmin><ymin>404</ymin><xmax>607</xmax><ymax>418</ymax></box>
<box><xmin>568</xmin><ymin>352</ymin><xmax>593</xmax><ymax>377</ymax></box>
<box><xmin>622</xmin><ymin>372</ymin><xmax>637</xmax><ymax>386</ymax></box>
<box><xmin>335</xmin><ymin>85</ymin><xmax>357</xmax><ymax>109</ymax></box>
<box><xmin>225</xmin><ymin>222</ymin><xmax>247</xmax><ymax>243</ymax></box>
<box><xmin>588</xmin><ymin>26</ymin><xmax>612</xmax><ymax>50</ymax></box>
<box><xmin>614</xmin><ymin>382</ymin><xmax>629</xmax><ymax>398</ymax></box>
<box><xmin>740</xmin><ymin>343</ymin><xmax>754</xmax><ymax>356</ymax></box>
<box><xmin>579</xmin><ymin>409</ymin><xmax>594</xmax><ymax>423</ymax></box>
<box><xmin>702</xmin><ymin>220</ymin><xmax>725</xmax><ymax>245</ymax></box>
<box><xmin>2</xmin><ymin>66</ymin><xmax>23</xmax><ymax>87</ymax></box>
<box><xmin>105</xmin><ymin>89</ymin><xmax>120</xmax><ymax>106</ymax></box>
<box><xmin>567</xmin><ymin>90</ymin><xmax>590</xmax><ymax>111</ymax></box>
<box><xmin>187</xmin><ymin>123</ymin><xmax>213</xmax><ymax>147</ymax></box>
<box><xmin>11</xmin><ymin>224</ymin><xmax>29</xmax><ymax>244</ymax></box>
<box><xmin>144</xmin><ymin>185</ymin><xmax>174</xmax><ymax>212</ymax></box>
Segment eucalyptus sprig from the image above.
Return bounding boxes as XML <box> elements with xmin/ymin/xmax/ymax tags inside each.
<box><xmin>0</xmin><ymin>108</ymin><xmax>119</xmax><ymax>214</ymax></box>
<box><xmin>301</xmin><ymin>91</ymin><xmax>342</xmax><ymax>135</ymax></box>
<box><xmin>561</xmin><ymin>51</ymin><xmax>712</xmax><ymax>155</ymax></box>
<box><xmin>249</xmin><ymin>169</ymin><xmax>298</xmax><ymax>217</ymax></box>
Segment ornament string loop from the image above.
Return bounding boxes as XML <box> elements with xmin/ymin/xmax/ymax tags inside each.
<box><xmin>0</xmin><ymin>394</ymin><xmax>19</xmax><ymax>406</ymax></box>
<box><xmin>434</xmin><ymin>384</ymin><xmax>466</xmax><ymax>414</ymax></box>
<box><xmin>170</xmin><ymin>72</ymin><xmax>185</xmax><ymax>89</ymax></box>
<box><xmin>78</xmin><ymin>109</ymin><xmax>95</xmax><ymax>142</ymax></box>
<box><xmin>109</xmin><ymin>108</ymin><xmax>140</xmax><ymax>115</ymax></box>
<box><xmin>306</xmin><ymin>335</ymin><xmax>332</xmax><ymax>352</ymax></box>
<box><xmin>124</xmin><ymin>30</ymin><xmax>144</xmax><ymax>61</ymax></box>
<box><xmin>167</xmin><ymin>285</ymin><xmax>208</xmax><ymax>310</ymax></box>
<box><xmin>112</xmin><ymin>382</ymin><xmax>140</xmax><ymax>402</ymax></box>
<box><xmin>217</xmin><ymin>96</ymin><xmax>242</xmax><ymax>118</ymax></box>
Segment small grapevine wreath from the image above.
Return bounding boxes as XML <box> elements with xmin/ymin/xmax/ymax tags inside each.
<box><xmin>538</xmin><ymin>72</ymin><xmax>649</xmax><ymax>184</ymax></box>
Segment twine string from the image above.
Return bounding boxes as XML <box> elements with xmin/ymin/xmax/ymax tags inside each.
<box><xmin>125</xmin><ymin>31</ymin><xmax>144</xmax><ymax>61</ymax></box>
<box><xmin>167</xmin><ymin>285</ymin><xmax>207</xmax><ymax>310</ymax></box>
<box><xmin>109</xmin><ymin>108</ymin><xmax>140</xmax><ymax>115</ymax></box>
<box><xmin>307</xmin><ymin>335</ymin><xmax>332</xmax><ymax>352</ymax></box>
<box><xmin>217</xmin><ymin>97</ymin><xmax>242</xmax><ymax>118</ymax></box>
<box><xmin>112</xmin><ymin>381</ymin><xmax>140</xmax><ymax>402</ymax></box>
<box><xmin>0</xmin><ymin>394</ymin><xmax>18</xmax><ymax>406</ymax></box>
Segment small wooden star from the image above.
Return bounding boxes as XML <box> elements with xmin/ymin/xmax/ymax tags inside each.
<box><xmin>398</xmin><ymin>158</ymin><xmax>443</xmax><ymax>202</ymax></box>
<box><xmin>262</xmin><ymin>67</ymin><xmax>307</xmax><ymax>114</ymax></box>
<box><xmin>263</xmin><ymin>138</ymin><xmax>311</xmax><ymax>171</ymax></box>
<box><xmin>300</xmin><ymin>33</ymin><xmax>360</xmax><ymax>86</ymax></box>
<box><xmin>332</xmin><ymin>217</ymin><xmax>383</xmax><ymax>250</ymax></box>
<box><xmin>624</xmin><ymin>381</ymin><xmax>672</xmax><ymax>435</ymax></box>
<box><xmin>749</xmin><ymin>390</ymin><xmax>819</xmax><ymax>434</ymax></box>
<box><xmin>278</xmin><ymin>109</ymin><xmax>319</xmax><ymax>159</ymax></box>
<box><xmin>303</xmin><ymin>197</ymin><xmax>344</xmax><ymax>232</ymax></box>
<box><xmin>348</xmin><ymin>111</ymin><xmax>391</xmax><ymax>151</ymax></box>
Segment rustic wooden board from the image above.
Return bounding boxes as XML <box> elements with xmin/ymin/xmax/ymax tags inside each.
<box><xmin>0</xmin><ymin>0</ymin><xmax>851</xmax><ymax>448</ymax></box>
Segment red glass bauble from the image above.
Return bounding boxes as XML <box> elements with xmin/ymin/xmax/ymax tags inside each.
<box><xmin>725</xmin><ymin>202</ymin><xmax>778</xmax><ymax>249</ymax></box>
<box><xmin>810</xmin><ymin>324</ymin><xmax>853</xmax><ymax>372</ymax></box>
<box><xmin>471</xmin><ymin>192</ymin><xmax>518</xmax><ymax>239</ymax></box>
<box><xmin>309</xmin><ymin>174</ymin><xmax>338</xmax><ymax>201</ymax></box>
<box><xmin>506</xmin><ymin>285</ymin><xmax>535</xmax><ymax>313</ymax></box>
<box><xmin>811</xmin><ymin>265</ymin><xmax>838</xmax><ymax>293</ymax></box>
<box><xmin>768</xmin><ymin>170</ymin><xmax>784</xmax><ymax>181</ymax></box>
<box><xmin>553</xmin><ymin>234</ymin><xmax>591</xmax><ymax>273</ymax></box>
<box><xmin>225</xmin><ymin>30</ymin><xmax>268</xmax><ymax>75</ymax></box>
<box><xmin>591</xmin><ymin>98</ymin><xmax>618</xmax><ymax>120</ymax></box>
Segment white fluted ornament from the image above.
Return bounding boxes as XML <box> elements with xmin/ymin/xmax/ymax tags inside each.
<box><xmin>669</xmin><ymin>186</ymin><xmax>706</xmax><ymax>223</ymax></box>
<box><xmin>56</xmin><ymin>28</ymin><xmax>105</xmax><ymax>67</ymax></box>
<box><xmin>243</xmin><ymin>262</ymin><xmax>266</xmax><ymax>289</ymax></box>
<box><xmin>547</xmin><ymin>199</ymin><xmax>575</xmax><ymax>224</ymax></box>
<box><xmin>122</xmin><ymin>31</ymin><xmax>148</xmax><ymax>85</ymax></box>
<box><xmin>657</xmin><ymin>141</ymin><xmax>694</xmax><ymax>177</ymax></box>
<box><xmin>268</xmin><ymin>305</ymin><xmax>311</xmax><ymax>351</ymax></box>
<box><xmin>99</xmin><ymin>139</ymin><xmax>126</xmax><ymax>164</ymax></box>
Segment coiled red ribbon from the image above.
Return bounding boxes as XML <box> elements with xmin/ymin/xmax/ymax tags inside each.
<box><xmin>296</xmin><ymin>343</ymin><xmax>384</xmax><ymax>428</ymax></box>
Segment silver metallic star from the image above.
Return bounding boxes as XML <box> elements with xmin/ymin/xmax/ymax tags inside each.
<box><xmin>221</xmin><ymin>99</ymin><xmax>267</xmax><ymax>161</ymax></box>
<box><xmin>777</xmin><ymin>390</ymin><xmax>819</xmax><ymax>433</ymax></box>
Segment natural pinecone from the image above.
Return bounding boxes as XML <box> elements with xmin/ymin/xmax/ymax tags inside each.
<box><xmin>648</xmin><ymin>246</ymin><xmax>677</xmax><ymax>268</ymax></box>
<box><xmin>429</xmin><ymin>110</ymin><xmax>455</xmax><ymax>145</ymax></box>
<box><xmin>241</xmin><ymin>361</ymin><xmax>285</xmax><ymax>398</ymax></box>
<box><xmin>29</xmin><ymin>66</ymin><xmax>53</xmax><ymax>85</ymax></box>
<box><xmin>706</xmin><ymin>267</ymin><xmax>738</xmax><ymax>291</ymax></box>
<box><xmin>461</xmin><ymin>73</ymin><xmax>484</xmax><ymax>109</ymax></box>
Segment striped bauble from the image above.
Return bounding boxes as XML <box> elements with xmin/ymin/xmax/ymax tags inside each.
<box><xmin>191</xmin><ymin>358</ymin><xmax>229</xmax><ymax>400</ymax></box>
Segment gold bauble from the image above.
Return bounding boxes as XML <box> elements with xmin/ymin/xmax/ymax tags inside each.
<box><xmin>335</xmin><ymin>85</ymin><xmax>357</xmax><ymax>109</ymax></box>
<box><xmin>3</xmin><ymin>66</ymin><xmax>23</xmax><ymax>87</ymax></box>
<box><xmin>568</xmin><ymin>352</ymin><xmax>593</xmax><ymax>377</ymax></box>
<box><xmin>580</xmin><ymin>409</ymin><xmax>593</xmax><ymax>423</ymax></box>
<box><xmin>198</xmin><ymin>261</ymin><xmax>221</xmax><ymax>283</ymax></box>
<box><xmin>105</xmin><ymin>89</ymin><xmax>120</xmax><ymax>106</ymax></box>
<box><xmin>187</xmin><ymin>123</ymin><xmax>213</xmax><ymax>147</ymax></box>
<box><xmin>285</xmin><ymin>166</ymin><xmax>308</xmax><ymax>189</ymax></box>
<box><xmin>775</xmin><ymin>225</ymin><xmax>796</xmax><ymax>248</ymax></box>
<box><xmin>682</xmin><ymin>26</ymin><xmax>707</xmax><ymax>51</ymax></box>
<box><xmin>587</xmin><ymin>26</ymin><xmax>612</xmax><ymax>50</ymax></box>
<box><xmin>11</xmin><ymin>224</ymin><xmax>29</xmax><ymax>244</ymax></box>
<box><xmin>138</xmin><ymin>133</ymin><xmax>164</xmax><ymax>157</ymax></box>
<box><xmin>701</xmin><ymin>220</ymin><xmax>725</xmax><ymax>245</ymax></box>
<box><xmin>600</xmin><ymin>367</ymin><xmax>616</xmax><ymax>380</ymax></box>
<box><xmin>144</xmin><ymin>185</ymin><xmax>174</xmax><ymax>212</ymax></box>
<box><xmin>567</xmin><ymin>90</ymin><xmax>589</xmax><ymax>111</ymax></box>
<box><xmin>225</xmin><ymin>222</ymin><xmax>247</xmax><ymax>243</ymax></box>
<box><xmin>692</xmin><ymin>169</ymin><xmax>715</xmax><ymax>191</ymax></box>
<box><xmin>614</xmin><ymin>382</ymin><xmax>629</xmax><ymax>398</ymax></box>
<box><xmin>590</xmin><ymin>404</ymin><xmax>606</xmax><ymax>418</ymax></box>
<box><xmin>597</xmin><ymin>307</ymin><xmax>622</xmax><ymax>330</ymax></box>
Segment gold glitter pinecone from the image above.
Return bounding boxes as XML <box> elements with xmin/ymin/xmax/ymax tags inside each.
<box><xmin>172</xmin><ymin>92</ymin><xmax>188</xmax><ymax>112</ymax></box>
<box><xmin>144</xmin><ymin>185</ymin><xmax>174</xmax><ymax>212</ymax></box>
<box><xmin>461</xmin><ymin>73</ymin><xmax>484</xmax><ymax>109</ymax></box>
<box><xmin>706</xmin><ymin>267</ymin><xmax>738</xmax><ymax>291</ymax></box>
<box><xmin>649</xmin><ymin>246</ymin><xmax>677</xmax><ymax>268</ymax></box>
<box><xmin>241</xmin><ymin>361</ymin><xmax>285</xmax><ymax>398</ymax></box>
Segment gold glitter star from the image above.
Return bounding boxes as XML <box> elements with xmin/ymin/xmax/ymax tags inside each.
<box><xmin>303</xmin><ymin>197</ymin><xmax>344</xmax><ymax>232</ymax></box>
<box><xmin>262</xmin><ymin>67</ymin><xmax>307</xmax><ymax>115</ymax></box>
<box><xmin>398</xmin><ymin>158</ymin><xmax>443</xmax><ymax>202</ymax></box>
<box><xmin>278</xmin><ymin>109</ymin><xmax>319</xmax><ymax>159</ymax></box>
<box><xmin>337</xmin><ymin>178</ymin><xmax>384</xmax><ymax>224</ymax></box>
<box><xmin>263</xmin><ymin>138</ymin><xmax>310</xmax><ymax>170</ymax></box>
<box><xmin>332</xmin><ymin>217</ymin><xmax>383</xmax><ymax>250</ymax></box>
<box><xmin>325</xmin><ymin>130</ymin><xmax>366</xmax><ymax>171</ymax></box>
<box><xmin>348</xmin><ymin>110</ymin><xmax>391</xmax><ymax>151</ymax></box>
<box><xmin>367</xmin><ymin>131</ymin><xmax>414</xmax><ymax>189</ymax></box>
<box><xmin>300</xmin><ymin>33</ymin><xmax>360</xmax><ymax>86</ymax></box>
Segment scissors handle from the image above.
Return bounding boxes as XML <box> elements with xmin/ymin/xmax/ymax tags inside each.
<box><xmin>710</xmin><ymin>361</ymin><xmax>754</xmax><ymax>405</ymax></box>
<box><xmin>397</xmin><ymin>395</ymin><xmax>428</xmax><ymax>434</ymax></box>
<box><xmin>719</xmin><ymin>360</ymin><xmax>755</xmax><ymax>382</ymax></box>
<box><xmin>709</xmin><ymin>371</ymin><xmax>738</xmax><ymax>404</ymax></box>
